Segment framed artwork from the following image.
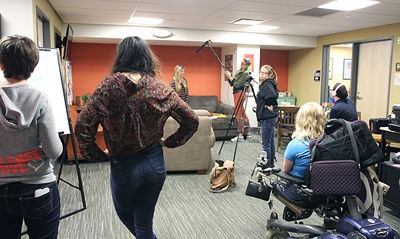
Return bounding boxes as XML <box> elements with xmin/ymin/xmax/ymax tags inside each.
<box><xmin>244</xmin><ymin>53</ymin><xmax>254</xmax><ymax>73</ymax></box>
<box><xmin>396</xmin><ymin>63</ymin><xmax>400</xmax><ymax>71</ymax></box>
<box><xmin>244</xmin><ymin>53</ymin><xmax>254</xmax><ymax>96</ymax></box>
<box><xmin>329</xmin><ymin>58</ymin><xmax>333</xmax><ymax>79</ymax></box>
<box><xmin>224</xmin><ymin>54</ymin><xmax>233</xmax><ymax>81</ymax></box>
<box><xmin>343</xmin><ymin>59</ymin><xmax>352</xmax><ymax>80</ymax></box>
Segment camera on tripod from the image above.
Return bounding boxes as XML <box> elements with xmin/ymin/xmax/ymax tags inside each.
<box><xmin>246</xmin><ymin>75</ymin><xmax>254</xmax><ymax>82</ymax></box>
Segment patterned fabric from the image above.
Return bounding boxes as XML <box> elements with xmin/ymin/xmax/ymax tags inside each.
<box><xmin>170</xmin><ymin>78</ymin><xmax>189</xmax><ymax>102</ymax></box>
<box><xmin>75</xmin><ymin>73</ymin><xmax>199</xmax><ymax>160</ymax></box>
<box><xmin>310</xmin><ymin>160</ymin><xmax>363</xmax><ymax>196</ymax></box>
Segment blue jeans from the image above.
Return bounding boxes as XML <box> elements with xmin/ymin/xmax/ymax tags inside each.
<box><xmin>110</xmin><ymin>143</ymin><xmax>166</xmax><ymax>239</ymax></box>
<box><xmin>0</xmin><ymin>181</ymin><xmax>60</xmax><ymax>239</ymax></box>
<box><xmin>261</xmin><ymin>117</ymin><xmax>277</xmax><ymax>167</ymax></box>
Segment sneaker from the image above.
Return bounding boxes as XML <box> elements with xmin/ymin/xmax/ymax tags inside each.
<box><xmin>231</xmin><ymin>136</ymin><xmax>244</xmax><ymax>142</ymax></box>
<box><xmin>247</xmin><ymin>133</ymin><xmax>252</xmax><ymax>138</ymax></box>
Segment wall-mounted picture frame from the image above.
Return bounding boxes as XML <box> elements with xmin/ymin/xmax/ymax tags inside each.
<box><xmin>329</xmin><ymin>58</ymin><xmax>333</xmax><ymax>79</ymax></box>
<box><xmin>396</xmin><ymin>62</ymin><xmax>400</xmax><ymax>71</ymax></box>
<box><xmin>343</xmin><ymin>59</ymin><xmax>352</xmax><ymax>80</ymax></box>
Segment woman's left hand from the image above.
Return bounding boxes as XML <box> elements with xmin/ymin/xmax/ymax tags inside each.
<box><xmin>159</xmin><ymin>138</ymin><xmax>166</xmax><ymax>147</ymax></box>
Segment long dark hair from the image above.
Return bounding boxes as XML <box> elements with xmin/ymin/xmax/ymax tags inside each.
<box><xmin>111</xmin><ymin>36</ymin><xmax>160</xmax><ymax>78</ymax></box>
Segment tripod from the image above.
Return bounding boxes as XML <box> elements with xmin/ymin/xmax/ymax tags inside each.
<box><xmin>195</xmin><ymin>39</ymin><xmax>257</xmax><ymax>162</ymax></box>
<box><xmin>218</xmin><ymin>79</ymin><xmax>257</xmax><ymax>162</ymax></box>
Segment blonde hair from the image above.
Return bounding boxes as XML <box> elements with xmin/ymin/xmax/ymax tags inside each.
<box><xmin>261</xmin><ymin>65</ymin><xmax>277</xmax><ymax>83</ymax></box>
<box><xmin>292</xmin><ymin>102</ymin><xmax>326</xmax><ymax>142</ymax></box>
<box><xmin>172</xmin><ymin>65</ymin><xmax>187</xmax><ymax>94</ymax></box>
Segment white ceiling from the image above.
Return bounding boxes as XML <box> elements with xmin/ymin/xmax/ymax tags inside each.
<box><xmin>48</xmin><ymin>0</ymin><xmax>400</xmax><ymax>47</ymax></box>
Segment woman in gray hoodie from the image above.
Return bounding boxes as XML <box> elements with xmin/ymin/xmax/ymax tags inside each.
<box><xmin>0</xmin><ymin>35</ymin><xmax>63</xmax><ymax>239</ymax></box>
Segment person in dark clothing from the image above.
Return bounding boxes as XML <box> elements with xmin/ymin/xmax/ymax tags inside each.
<box><xmin>256</xmin><ymin>65</ymin><xmax>279</xmax><ymax>167</ymax></box>
<box><xmin>329</xmin><ymin>83</ymin><xmax>358</xmax><ymax>121</ymax></box>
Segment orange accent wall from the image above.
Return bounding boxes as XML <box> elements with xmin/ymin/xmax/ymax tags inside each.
<box><xmin>70</xmin><ymin>44</ymin><xmax>289</xmax><ymax>103</ymax></box>
<box><xmin>70</xmin><ymin>43</ymin><xmax>222</xmax><ymax>102</ymax></box>
<box><xmin>260</xmin><ymin>49</ymin><xmax>289</xmax><ymax>92</ymax></box>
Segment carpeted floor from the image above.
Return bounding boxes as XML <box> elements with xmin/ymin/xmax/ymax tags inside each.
<box><xmin>22</xmin><ymin>129</ymin><xmax>400</xmax><ymax>238</ymax></box>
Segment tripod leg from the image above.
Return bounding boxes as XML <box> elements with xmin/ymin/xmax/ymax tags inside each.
<box><xmin>218</xmin><ymin>89</ymin><xmax>246</xmax><ymax>155</ymax></box>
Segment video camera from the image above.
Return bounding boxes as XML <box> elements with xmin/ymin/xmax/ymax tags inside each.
<box><xmin>245</xmin><ymin>71</ymin><xmax>257</xmax><ymax>83</ymax></box>
<box><xmin>246</xmin><ymin>75</ymin><xmax>254</xmax><ymax>82</ymax></box>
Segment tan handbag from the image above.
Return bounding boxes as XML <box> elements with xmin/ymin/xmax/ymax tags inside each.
<box><xmin>209</xmin><ymin>160</ymin><xmax>236</xmax><ymax>193</ymax></box>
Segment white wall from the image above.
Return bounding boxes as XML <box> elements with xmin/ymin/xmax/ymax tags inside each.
<box><xmin>0</xmin><ymin>0</ymin><xmax>33</xmax><ymax>38</ymax></box>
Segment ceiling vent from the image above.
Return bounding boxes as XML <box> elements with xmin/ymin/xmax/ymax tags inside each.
<box><xmin>295</xmin><ymin>8</ymin><xmax>341</xmax><ymax>17</ymax></box>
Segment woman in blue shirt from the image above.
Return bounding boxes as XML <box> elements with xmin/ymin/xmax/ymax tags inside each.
<box><xmin>282</xmin><ymin>102</ymin><xmax>326</xmax><ymax>200</ymax></box>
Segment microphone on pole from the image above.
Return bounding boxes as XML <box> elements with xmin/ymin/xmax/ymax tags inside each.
<box><xmin>195</xmin><ymin>40</ymin><xmax>210</xmax><ymax>53</ymax></box>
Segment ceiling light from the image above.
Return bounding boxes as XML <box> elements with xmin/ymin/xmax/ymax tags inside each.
<box><xmin>230</xmin><ymin>18</ymin><xmax>265</xmax><ymax>25</ymax></box>
<box><xmin>244</xmin><ymin>25</ymin><xmax>279</xmax><ymax>31</ymax></box>
<box><xmin>318</xmin><ymin>0</ymin><xmax>380</xmax><ymax>11</ymax></box>
<box><xmin>128</xmin><ymin>17</ymin><xmax>164</xmax><ymax>25</ymax></box>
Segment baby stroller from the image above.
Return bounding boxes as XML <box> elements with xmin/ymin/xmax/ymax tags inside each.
<box><xmin>256</xmin><ymin>167</ymin><xmax>399</xmax><ymax>239</ymax></box>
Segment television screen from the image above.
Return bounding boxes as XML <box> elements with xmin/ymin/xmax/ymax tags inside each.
<box><xmin>63</xmin><ymin>24</ymin><xmax>73</xmax><ymax>60</ymax></box>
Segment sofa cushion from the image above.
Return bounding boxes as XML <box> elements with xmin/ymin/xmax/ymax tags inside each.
<box><xmin>188</xmin><ymin>95</ymin><xmax>218</xmax><ymax>113</ymax></box>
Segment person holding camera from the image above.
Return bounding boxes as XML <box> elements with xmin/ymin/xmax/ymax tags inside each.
<box><xmin>225</xmin><ymin>58</ymin><xmax>251</xmax><ymax>142</ymax></box>
<box><xmin>256</xmin><ymin>65</ymin><xmax>279</xmax><ymax>167</ymax></box>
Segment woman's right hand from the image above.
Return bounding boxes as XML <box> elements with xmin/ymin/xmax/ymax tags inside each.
<box><xmin>265</xmin><ymin>105</ymin><xmax>273</xmax><ymax>111</ymax></box>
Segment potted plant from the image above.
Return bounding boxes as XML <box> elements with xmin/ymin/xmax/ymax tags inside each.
<box><xmin>75</xmin><ymin>96</ymin><xmax>83</xmax><ymax>106</ymax></box>
<box><xmin>82</xmin><ymin>93</ymin><xmax>90</xmax><ymax>105</ymax></box>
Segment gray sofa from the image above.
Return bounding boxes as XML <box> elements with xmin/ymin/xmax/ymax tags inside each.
<box><xmin>187</xmin><ymin>95</ymin><xmax>249</xmax><ymax>140</ymax></box>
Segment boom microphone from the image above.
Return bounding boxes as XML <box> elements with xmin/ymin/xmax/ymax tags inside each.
<box><xmin>195</xmin><ymin>40</ymin><xmax>210</xmax><ymax>53</ymax></box>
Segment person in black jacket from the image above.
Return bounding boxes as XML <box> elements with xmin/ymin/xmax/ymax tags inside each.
<box><xmin>329</xmin><ymin>82</ymin><xmax>358</xmax><ymax>121</ymax></box>
<box><xmin>256</xmin><ymin>65</ymin><xmax>279</xmax><ymax>167</ymax></box>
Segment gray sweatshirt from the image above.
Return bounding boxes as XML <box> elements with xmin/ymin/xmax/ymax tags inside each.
<box><xmin>0</xmin><ymin>84</ymin><xmax>63</xmax><ymax>184</ymax></box>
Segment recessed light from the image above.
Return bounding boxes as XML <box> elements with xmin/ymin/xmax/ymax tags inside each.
<box><xmin>318</xmin><ymin>0</ymin><xmax>380</xmax><ymax>11</ymax></box>
<box><xmin>244</xmin><ymin>25</ymin><xmax>279</xmax><ymax>31</ymax></box>
<box><xmin>230</xmin><ymin>18</ymin><xmax>265</xmax><ymax>25</ymax></box>
<box><xmin>128</xmin><ymin>17</ymin><xmax>164</xmax><ymax>25</ymax></box>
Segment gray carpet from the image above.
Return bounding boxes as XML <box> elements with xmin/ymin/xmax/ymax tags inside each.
<box><xmin>22</xmin><ymin>129</ymin><xmax>400</xmax><ymax>238</ymax></box>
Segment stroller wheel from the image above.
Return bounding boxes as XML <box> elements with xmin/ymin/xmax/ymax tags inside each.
<box><xmin>264</xmin><ymin>229</ymin><xmax>289</xmax><ymax>239</ymax></box>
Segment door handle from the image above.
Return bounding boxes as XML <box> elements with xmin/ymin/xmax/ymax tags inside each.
<box><xmin>356</xmin><ymin>92</ymin><xmax>362</xmax><ymax>100</ymax></box>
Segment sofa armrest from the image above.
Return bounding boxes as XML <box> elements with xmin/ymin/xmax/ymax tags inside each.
<box><xmin>162</xmin><ymin>110</ymin><xmax>215</xmax><ymax>172</ymax></box>
<box><xmin>193</xmin><ymin>109</ymin><xmax>210</xmax><ymax>117</ymax></box>
<box><xmin>217</xmin><ymin>103</ymin><xmax>234</xmax><ymax>116</ymax></box>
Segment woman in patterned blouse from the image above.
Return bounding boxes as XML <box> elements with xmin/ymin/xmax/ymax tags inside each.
<box><xmin>75</xmin><ymin>36</ymin><xmax>199</xmax><ymax>239</ymax></box>
<box><xmin>170</xmin><ymin>64</ymin><xmax>189</xmax><ymax>102</ymax></box>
